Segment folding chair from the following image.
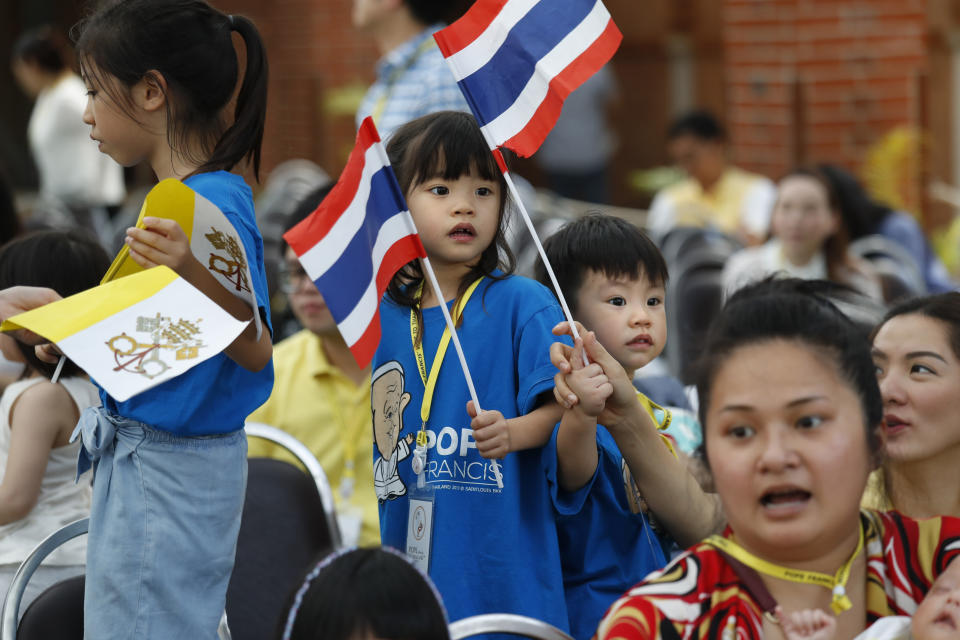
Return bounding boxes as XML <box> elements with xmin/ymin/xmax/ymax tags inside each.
<box><xmin>224</xmin><ymin>422</ymin><xmax>342</xmax><ymax>640</ymax></box>
<box><xmin>0</xmin><ymin>518</ymin><xmax>230</xmax><ymax>639</ymax></box>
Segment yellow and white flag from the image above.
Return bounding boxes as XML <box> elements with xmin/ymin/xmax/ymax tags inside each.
<box><xmin>1</xmin><ymin>266</ymin><xmax>249</xmax><ymax>402</ymax></box>
<box><xmin>103</xmin><ymin>178</ymin><xmax>263</xmax><ymax>338</ymax></box>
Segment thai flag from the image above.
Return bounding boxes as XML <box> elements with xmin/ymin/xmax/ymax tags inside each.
<box><xmin>434</xmin><ymin>0</ymin><xmax>622</xmax><ymax>158</ymax></box>
<box><xmin>283</xmin><ymin>117</ymin><xmax>426</xmax><ymax>368</ymax></box>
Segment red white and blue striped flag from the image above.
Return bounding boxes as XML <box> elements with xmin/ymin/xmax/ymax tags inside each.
<box><xmin>434</xmin><ymin>0</ymin><xmax>622</xmax><ymax>158</ymax></box>
<box><xmin>283</xmin><ymin>117</ymin><xmax>426</xmax><ymax>368</ymax></box>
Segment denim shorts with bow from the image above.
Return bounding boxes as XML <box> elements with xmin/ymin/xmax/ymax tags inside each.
<box><xmin>73</xmin><ymin>406</ymin><xmax>247</xmax><ymax>639</ymax></box>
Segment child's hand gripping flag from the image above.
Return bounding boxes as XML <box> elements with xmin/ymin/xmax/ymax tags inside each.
<box><xmin>434</xmin><ymin>0</ymin><xmax>622</xmax><ymax>157</ymax></box>
<box><xmin>283</xmin><ymin>116</ymin><xmax>426</xmax><ymax>369</ymax></box>
<box><xmin>0</xmin><ymin>266</ymin><xmax>249</xmax><ymax>402</ymax></box>
<box><xmin>103</xmin><ymin>178</ymin><xmax>263</xmax><ymax>338</ymax></box>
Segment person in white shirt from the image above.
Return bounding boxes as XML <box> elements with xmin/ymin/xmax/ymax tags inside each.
<box><xmin>723</xmin><ymin>167</ymin><xmax>881</xmax><ymax>300</ymax></box>
<box><xmin>12</xmin><ymin>26</ymin><xmax>125</xmax><ymax>235</ymax></box>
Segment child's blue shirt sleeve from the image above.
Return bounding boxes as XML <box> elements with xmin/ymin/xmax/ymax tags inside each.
<box><xmin>543</xmin><ymin>421</ymin><xmax>599</xmax><ymax>516</ymax></box>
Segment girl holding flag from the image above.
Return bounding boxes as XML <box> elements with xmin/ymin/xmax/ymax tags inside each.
<box><xmin>372</xmin><ymin>110</ymin><xmax>589</xmax><ymax>631</ymax></box>
<box><xmin>70</xmin><ymin>1</ymin><xmax>272</xmax><ymax>637</ymax></box>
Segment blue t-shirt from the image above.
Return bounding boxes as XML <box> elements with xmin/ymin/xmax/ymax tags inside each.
<box><xmin>100</xmin><ymin>171</ymin><xmax>274</xmax><ymax>435</ymax></box>
<box><xmin>552</xmin><ymin>424</ymin><xmax>668</xmax><ymax>640</ymax></box>
<box><xmin>372</xmin><ymin>274</ymin><xmax>571</xmax><ymax>632</ymax></box>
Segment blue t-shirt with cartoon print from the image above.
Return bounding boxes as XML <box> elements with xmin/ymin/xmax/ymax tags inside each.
<box><xmin>372</xmin><ymin>273</ymin><xmax>572</xmax><ymax>632</ymax></box>
<box><xmin>552</xmin><ymin>397</ymin><xmax>671</xmax><ymax>640</ymax></box>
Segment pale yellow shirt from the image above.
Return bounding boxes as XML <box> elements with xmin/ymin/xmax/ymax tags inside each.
<box><xmin>249</xmin><ymin>330</ymin><xmax>379</xmax><ymax>545</ymax></box>
<box><xmin>647</xmin><ymin>166</ymin><xmax>776</xmax><ymax>238</ymax></box>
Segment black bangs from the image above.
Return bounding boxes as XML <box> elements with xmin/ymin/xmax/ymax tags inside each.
<box><xmin>388</xmin><ymin>111</ymin><xmax>504</xmax><ymax>194</ymax></box>
<box><xmin>536</xmin><ymin>214</ymin><xmax>668</xmax><ymax>314</ymax></box>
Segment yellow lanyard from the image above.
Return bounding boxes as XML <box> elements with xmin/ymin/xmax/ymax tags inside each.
<box><xmin>371</xmin><ymin>38</ymin><xmax>437</xmax><ymax>125</ymax></box>
<box><xmin>409</xmin><ymin>278</ymin><xmax>484</xmax><ymax>448</ymax></box>
<box><xmin>705</xmin><ymin>525</ymin><xmax>864</xmax><ymax>614</ymax></box>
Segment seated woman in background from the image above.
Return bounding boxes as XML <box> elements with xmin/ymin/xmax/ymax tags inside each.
<box><xmin>868</xmin><ymin>292</ymin><xmax>960</xmax><ymax>518</ymax></box>
<box><xmin>0</xmin><ymin>230</ymin><xmax>108</xmax><ymax>610</ymax></box>
<box><xmin>596</xmin><ymin>279</ymin><xmax>959</xmax><ymax>640</ymax></box>
<box><xmin>723</xmin><ymin>168</ymin><xmax>882</xmax><ymax>300</ymax></box>
<box><xmin>819</xmin><ymin>163</ymin><xmax>956</xmax><ymax>294</ymax></box>
<box><xmin>280</xmin><ymin>547</ymin><xmax>450</xmax><ymax>640</ymax></box>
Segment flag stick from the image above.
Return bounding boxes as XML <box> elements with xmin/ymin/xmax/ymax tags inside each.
<box><xmin>51</xmin><ymin>356</ymin><xmax>65</xmax><ymax>384</ymax></box>
<box><xmin>493</xmin><ymin>149</ymin><xmax>589</xmax><ymax>366</ymax></box>
<box><xmin>420</xmin><ymin>256</ymin><xmax>504</xmax><ymax>489</ymax></box>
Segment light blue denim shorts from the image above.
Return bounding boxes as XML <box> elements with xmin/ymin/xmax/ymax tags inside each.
<box><xmin>75</xmin><ymin>407</ymin><xmax>247</xmax><ymax>639</ymax></box>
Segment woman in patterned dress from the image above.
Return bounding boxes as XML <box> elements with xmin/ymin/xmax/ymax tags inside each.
<box><xmin>596</xmin><ymin>279</ymin><xmax>960</xmax><ymax>640</ymax></box>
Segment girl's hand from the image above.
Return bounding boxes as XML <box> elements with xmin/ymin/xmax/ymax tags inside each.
<box><xmin>564</xmin><ymin>338</ymin><xmax>612</xmax><ymax>418</ymax></box>
<box><xmin>467</xmin><ymin>402</ymin><xmax>511</xmax><ymax>459</ymax></box>
<box><xmin>775</xmin><ymin>606</ymin><xmax>836</xmax><ymax>640</ymax></box>
<box><xmin>125</xmin><ymin>217</ymin><xmax>199</xmax><ymax>276</ymax></box>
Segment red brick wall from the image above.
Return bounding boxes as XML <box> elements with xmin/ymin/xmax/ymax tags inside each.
<box><xmin>217</xmin><ymin>0</ymin><xmax>378</xmax><ymax>187</ymax></box>
<box><xmin>723</xmin><ymin>0</ymin><xmax>928</xmax><ymax>182</ymax></box>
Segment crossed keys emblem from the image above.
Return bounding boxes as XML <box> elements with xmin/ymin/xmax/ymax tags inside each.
<box><xmin>206</xmin><ymin>227</ymin><xmax>250</xmax><ymax>293</ymax></box>
<box><xmin>106</xmin><ymin>313</ymin><xmax>205</xmax><ymax>379</ymax></box>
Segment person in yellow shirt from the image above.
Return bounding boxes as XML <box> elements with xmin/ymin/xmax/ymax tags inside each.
<box><xmin>248</xmin><ymin>185</ymin><xmax>378</xmax><ymax>546</ymax></box>
<box><xmin>647</xmin><ymin>110</ymin><xmax>776</xmax><ymax>246</ymax></box>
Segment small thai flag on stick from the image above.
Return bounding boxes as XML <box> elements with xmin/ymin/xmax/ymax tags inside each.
<box><xmin>283</xmin><ymin>117</ymin><xmax>426</xmax><ymax>369</ymax></box>
<box><xmin>435</xmin><ymin>0</ymin><xmax>622</xmax><ymax>355</ymax></box>
<box><xmin>434</xmin><ymin>0</ymin><xmax>622</xmax><ymax>157</ymax></box>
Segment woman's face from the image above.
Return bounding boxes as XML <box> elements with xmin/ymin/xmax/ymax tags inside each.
<box><xmin>771</xmin><ymin>175</ymin><xmax>838</xmax><ymax>264</ymax></box>
<box><xmin>872</xmin><ymin>313</ymin><xmax>960</xmax><ymax>464</ymax></box>
<box><xmin>705</xmin><ymin>339</ymin><xmax>872</xmax><ymax>562</ymax></box>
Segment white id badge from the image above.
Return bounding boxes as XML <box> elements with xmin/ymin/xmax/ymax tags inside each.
<box><xmin>405</xmin><ymin>482</ymin><xmax>435</xmax><ymax>573</ymax></box>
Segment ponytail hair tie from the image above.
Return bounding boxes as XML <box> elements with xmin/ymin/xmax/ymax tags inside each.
<box><xmin>227</xmin><ymin>14</ymin><xmax>236</xmax><ymax>29</ymax></box>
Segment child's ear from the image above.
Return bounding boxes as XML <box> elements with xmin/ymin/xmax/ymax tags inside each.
<box><xmin>135</xmin><ymin>70</ymin><xmax>168</xmax><ymax>113</ymax></box>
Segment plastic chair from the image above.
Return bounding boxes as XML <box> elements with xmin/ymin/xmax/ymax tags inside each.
<box><xmin>243</xmin><ymin>422</ymin><xmax>341</xmax><ymax>549</ymax></box>
<box><xmin>664</xmin><ymin>245</ymin><xmax>736</xmax><ymax>383</ymax></box>
<box><xmin>1</xmin><ymin>518</ymin><xmax>87</xmax><ymax>640</ymax></box>
<box><xmin>224</xmin><ymin>423</ymin><xmax>342</xmax><ymax>640</ymax></box>
<box><xmin>449</xmin><ymin>614</ymin><xmax>574</xmax><ymax>640</ymax></box>
<box><xmin>1</xmin><ymin>518</ymin><xmax>231</xmax><ymax>640</ymax></box>
<box><xmin>849</xmin><ymin>234</ymin><xmax>926</xmax><ymax>301</ymax></box>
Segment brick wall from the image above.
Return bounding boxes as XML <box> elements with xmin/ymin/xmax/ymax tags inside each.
<box><xmin>217</xmin><ymin>0</ymin><xmax>378</xmax><ymax>188</ymax></box>
<box><xmin>723</xmin><ymin>0</ymin><xmax>928</xmax><ymax>186</ymax></box>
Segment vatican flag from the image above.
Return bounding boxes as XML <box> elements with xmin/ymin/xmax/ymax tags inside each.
<box><xmin>103</xmin><ymin>178</ymin><xmax>263</xmax><ymax>338</ymax></box>
<box><xmin>0</xmin><ymin>266</ymin><xmax>249</xmax><ymax>402</ymax></box>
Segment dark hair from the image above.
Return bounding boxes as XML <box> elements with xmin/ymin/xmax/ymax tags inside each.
<box><xmin>0</xmin><ymin>230</ymin><xmax>110</xmax><ymax>378</ymax></box>
<box><xmin>73</xmin><ymin>0</ymin><xmax>268</xmax><ymax>180</ymax></box>
<box><xmin>404</xmin><ymin>0</ymin><xmax>470</xmax><ymax>25</ymax></box>
<box><xmin>385</xmin><ymin>111</ymin><xmax>514</xmax><ymax>333</ymax></box>
<box><xmin>535</xmin><ymin>213</ymin><xmax>668</xmax><ymax>314</ymax></box>
<box><xmin>282</xmin><ymin>548</ymin><xmax>450</xmax><ymax>640</ymax></box>
<box><xmin>776</xmin><ymin>167</ymin><xmax>856</xmax><ymax>283</ymax></box>
<box><xmin>283</xmin><ymin>183</ymin><xmax>335</xmax><ymax>240</ymax></box>
<box><xmin>0</xmin><ymin>170</ymin><xmax>22</xmax><ymax>246</ymax></box>
<box><xmin>816</xmin><ymin>164</ymin><xmax>892</xmax><ymax>240</ymax></box>
<box><xmin>872</xmin><ymin>292</ymin><xmax>960</xmax><ymax>361</ymax></box>
<box><xmin>695</xmin><ymin>277</ymin><xmax>884</xmax><ymax>465</ymax></box>
<box><xmin>12</xmin><ymin>26</ymin><xmax>69</xmax><ymax>73</ymax></box>
<box><xmin>668</xmin><ymin>110</ymin><xmax>726</xmax><ymax>142</ymax></box>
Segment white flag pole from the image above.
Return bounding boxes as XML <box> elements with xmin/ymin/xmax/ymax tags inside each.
<box><xmin>490</xmin><ymin>146</ymin><xmax>589</xmax><ymax>366</ymax></box>
<box><xmin>51</xmin><ymin>355</ymin><xmax>66</xmax><ymax>384</ymax></box>
<box><xmin>420</xmin><ymin>256</ymin><xmax>504</xmax><ymax>489</ymax></box>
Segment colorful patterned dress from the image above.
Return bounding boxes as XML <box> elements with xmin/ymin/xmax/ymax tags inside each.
<box><xmin>595</xmin><ymin>510</ymin><xmax>960</xmax><ymax>640</ymax></box>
